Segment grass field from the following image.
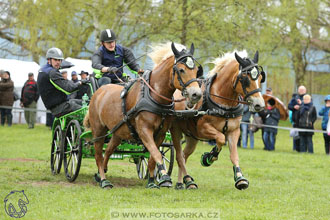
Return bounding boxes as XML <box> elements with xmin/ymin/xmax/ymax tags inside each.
<box><xmin>0</xmin><ymin>122</ymin><xmax>329</xmax><ymax>220</ymax></box>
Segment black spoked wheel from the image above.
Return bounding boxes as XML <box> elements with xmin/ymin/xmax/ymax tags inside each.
<box><xmin>136</xmin><ymin>156</ymin><xmax>149</xmax><ymax>179</ymax></box>
<box><xmin>154</xmin><ymin>143</ymin><xmax>174</xmax><ymax>182</ymax></box>
<box><xmin>51</xmin><ymin>125</ymin><xmax>63</xmax><ymax>174</ymax></box>
<box><xmin>63</xmin><ymin>120</ymin><xmax>82</xmax><ymax>182</ymax></box>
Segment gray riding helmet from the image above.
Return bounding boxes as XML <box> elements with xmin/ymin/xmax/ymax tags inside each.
<box><xmin>100</xmin><ymin>29</ymin><xmax>116</xmax><ymax>42</ymax></box>
<box><xmin>46</xmin><ymin>47</ymin><xmax>64</xmax><ymax>59</ymax></box>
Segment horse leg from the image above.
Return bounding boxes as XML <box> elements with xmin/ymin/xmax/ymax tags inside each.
<box><xmin>228</xmin><ymin>129</ymin><xmax>249</xmax><ymax>190</ymax></box>
<box><xmin>103</xmin><ymin>135</ymin><xmax>121</xmax><ymax>173</ymax></box>
<box><xmin>200</xmin><ymin>124</ymin><xmax>226</xmax><ymax>167</ymax></box>
<box><xmin>93</xmin><ymin>139</ymin><xmax>113</xmax><ymax>188</ymax></box>
<box><xmin>174</xmin><ymin>135</ymin><xmax>198</xmax><ymax>189</ymax></box>
<box><xmin>139</xmin><ymin>128</ymin><xmax>172</xmax><ymax>187</ymax></box>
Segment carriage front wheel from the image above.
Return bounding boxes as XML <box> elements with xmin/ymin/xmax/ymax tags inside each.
<box><xmin>63</xmin><ymin>120</ymin><xmax>83</xmax><ymax>182</ymax></box>
<box><xmin>51</xmin><ymin>125</ymin><xmax>63</xmax><ymax>174</ymax></box>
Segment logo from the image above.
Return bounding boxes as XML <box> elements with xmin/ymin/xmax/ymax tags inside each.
<box><xmin>4</xmin><ymin>190</ymin><xmax>29</xmax><ymax>218</ymax></box>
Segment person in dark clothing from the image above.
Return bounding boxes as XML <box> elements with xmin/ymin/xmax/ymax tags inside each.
<box><xmin>20</xmin><ymin>72</ymin><xmax>39</xmax><ymax>128</ymax></box>
<box><xmin>297</xmin><ymin>94</ymin><xmax>317</xmax><ymax>153</ymax></box>
<box><xmin>319</xmin><ymin>95</ymin><xmax>330</xmax><ymax>155</ymax></box>
<box><xmin>37</xmin><ymin>47</ymin><xmax>85</xmax><ymax>117</ymax></box>
<box><xmin>91</xmin><ymin>29</ymin><xmax>143</xmax><ymax>87</ymax></box>
<box><xmin>240</xmin><ymin>105</ymin><xmax>255</xmax><ymax>149</ymax></box>
<box><xmin>71</xmin><ymin>71</ymin><xmax>79</xmax><ymax>83</ymax></box>
<box><xmin>0</xmin><ymin>71</ymin><xmax>14</xmax><ymax>126</ymax></box>
<box><xmin>262</xmin><ymin>98</ymin><xmax>280</xmax><ymax>151</ymax></box>
<box><xmin>288</xmin><ymin>85</ymin><xmax>307</xmax><ymax>152</ymax></box>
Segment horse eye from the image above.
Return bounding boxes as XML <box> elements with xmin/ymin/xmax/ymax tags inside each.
<box><xmin>179</xmin><ymin>68</ymin><xmax>185</xmax><ymax>74</ymax></box>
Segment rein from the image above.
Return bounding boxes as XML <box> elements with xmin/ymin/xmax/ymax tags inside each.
<box><xmin>208</xmin><ymin>93</ymin><xmax>249</xmax><ymax>105</ymax></box>
<box><xmin>139</xmin><ymin>76</ymin><xmax>186</xmax><ymax>103</ymax></box>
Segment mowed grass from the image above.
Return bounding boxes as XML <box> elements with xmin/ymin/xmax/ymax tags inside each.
<box><xmin>0</xmin><ymin>122</ymin><xmax>329</xmax><ymax>220</ymax></box>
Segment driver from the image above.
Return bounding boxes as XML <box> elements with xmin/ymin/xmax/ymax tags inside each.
<box><xmin>37</xmin><ymin>47</ymin><xmax>85</xmax><ymax>117</ymax></box>
<box><xmin>91</xmin><ymin>29</ymin><xmax>143</xmax><ymax>87</ymax></box>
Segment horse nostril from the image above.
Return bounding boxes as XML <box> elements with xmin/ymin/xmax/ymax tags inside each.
<box><xmin>254</xmin><ymin>104</ymin><xmax>262</xmax><ymax>111</ymax></box>
<box><xmin>192</xmin><ymin>92</ymin><xmax>201</xmax><ymax>100</ymax></box>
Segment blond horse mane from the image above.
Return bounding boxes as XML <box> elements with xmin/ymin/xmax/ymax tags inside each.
<box><xmin>208</xmin><ymin>50</ymin><xmax>248</xmax><ymax>78</ymax></box>
<box><xmin>148</xmin><ymin>42</ymin><xmax>187</xmax><ymax>69</ymax></box>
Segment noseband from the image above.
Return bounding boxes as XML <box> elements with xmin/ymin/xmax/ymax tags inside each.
<box><xmin>233</xmin><ymin>63</ymin><xmax>262</xmax><ymax>101</ymax></box>
<box><xmin>172</xmin><ymin>55</ymin><xmax>199</xmax><ymax>96</ymax></box>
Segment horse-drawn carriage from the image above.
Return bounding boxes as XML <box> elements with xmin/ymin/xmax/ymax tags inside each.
<box><xmin>50</xmin><ymin>79</ymin><xmax>175</xmax><ymax>183</ymax></box>
<box><xmin>50</xmin><ymin>43</ymin><xmax>266</xmax><ymax>190</ymax></box>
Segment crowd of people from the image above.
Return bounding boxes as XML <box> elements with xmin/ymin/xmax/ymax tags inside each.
<box><xmin>1</xmin><ymin>28</ymin><xmax>329</xmax><ymax>155</ymax></box>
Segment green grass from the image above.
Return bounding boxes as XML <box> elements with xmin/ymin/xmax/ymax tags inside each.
<box><xmin>0</xmin><ymin>122</ymin><xmax>329</xmax><ymax>220</ymax></box>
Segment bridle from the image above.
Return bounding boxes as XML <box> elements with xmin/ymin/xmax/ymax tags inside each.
<box><xmin>172</xmin><ymin>55</ymin><xmax>202</xmax><ymax>97</ymax></box>
<box><xmin>233</xmin><ymin>60</ymin><xmax>265</xmax><ymax>101</ymax></box>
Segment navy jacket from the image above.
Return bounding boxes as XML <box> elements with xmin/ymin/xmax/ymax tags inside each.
<box><xmin>263</xmin><ymin>107</ymin><xmax>280</xmax><ymax>134</ymax></box>
<box><xmin>319</xmin><ymin>106</ymin><xmax>330</xmax><ymax>130</ymax></box>
<box><xmin>37</xmin><ymin>63</ymin><xmax>80</xmax><ymax>109</ymax></box>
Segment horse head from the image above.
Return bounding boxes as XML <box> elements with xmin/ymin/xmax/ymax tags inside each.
<box><xmin>234</xmin><ymin>51</ymin><xmax>265</xmax><ymax>112</ymax></box>
<box><xmin>171</xmin><ymin>42</ymin><xmax>202</xmax><ymax>106</ymax></box>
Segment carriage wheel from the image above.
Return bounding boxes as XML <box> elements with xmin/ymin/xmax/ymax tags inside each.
<box><xmin>63</xmin><ymin>120</ymin><xmax>82</xmax><ymax>182</ymax></box>
<box><xmin>136</xmin><ymin>157</ymin><xmax>149</xmax><ymax>179</ymax></box>
<box><xmin>50</xmin><ymin>125</ymin><xmax>63</xmax><ymax>174</ymax></box>
<box><xmin>154</xmin><ymin>144</ymin><xmax>174</xmax><ymax>182</ymax></box>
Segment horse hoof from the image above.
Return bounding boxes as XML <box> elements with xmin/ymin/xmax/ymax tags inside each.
<box><xmin>94</xmin><ymin>173</ymin><xmax>101</xmax><ymax>183</ymax></box>
<box><xmin>235</xmin><ymin>179</ymin><xmax>249</xmax><ymax>190</ymax></box>
<box><xmin>200</xmin><ymin>153</ymin><xmax>213</xmax><ymax>167</ymax></box>
<box><xmin>146</xmin><ymin>183</ymin><xmax>160</xmax><ymax>189</ymax></box>
<box><xmin>183</xmin><ymin>175</ymin><xmax>198</xmax><ymax>189</ymax></box>
<box><xmin>158</xmin><ymin>174</ymin><xmax>172</xmax><ymax>188</ymax></box>
<box><xmin>100</xmin><ymin>179</ymin><xmax>113</xmax><ymax>189</ymax></box>
<box><xmin>159</xmin><ymin>181</ymin><xmax>172</xmax><ymax>188</ymax></box>
<box><xmin>175</xmin><ymin>182</ymin><xmax>185</xmax><ymax>190</ymax></box>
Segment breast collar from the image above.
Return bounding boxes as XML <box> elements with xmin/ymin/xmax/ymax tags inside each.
<box><xmin>200</xmin><ymin>73</ymin><xmax>244</xmax><ymax>118</ymax></box>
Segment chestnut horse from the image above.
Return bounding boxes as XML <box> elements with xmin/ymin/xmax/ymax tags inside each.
<box><xmin>154</xmin><ymin>51</ymin><xmax>265</xmax><ymax>190</ymax></box>
<box><xmin>84</xmin><ymin>42</ymin><xmax>202</xmax><ymax>188</ymax></box>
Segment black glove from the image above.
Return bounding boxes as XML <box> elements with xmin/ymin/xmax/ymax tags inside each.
<box><xmin>80</xmin><ymin>79</ymin><xmax>89</xmax><ymax>84</ymax></box>
<box><xmin>108</xmin><ymin>67</ymin><xmax>118</xmax><ymax>74</ymax></box>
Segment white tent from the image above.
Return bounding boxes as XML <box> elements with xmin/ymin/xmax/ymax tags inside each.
<box><xmin>63</xmin><ymin>57</ymin><xmax>93</xmax><ymax>78</ymax></box>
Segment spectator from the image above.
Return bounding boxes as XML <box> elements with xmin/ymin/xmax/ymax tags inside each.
<box><xmin>71</xmin><ymin>71</ymin><xmax>78</xmax><ymax>83</ymax></box>
<box><xmin>318</xmin><ymin>95</ymin><xmax>330</xmax><ymax>155</ymax></box>
<box><xmin>20</xmin><ymin>73</ymin><xmax>39</xmax><ymax>129</ymax></box>
<box><xmin>76</xmin><ymin>71</ymin><xmax>89</xmax><ymax>99</ymax></box>
<box><xmin>61</xmin><ymin>70</ymin><xmax>68</xmax><ymax>80</ymax></box>
<box><xmin>240</xmin><ymin>105</ymin><xmax>254</xmax><ymax>149</ymax></box>
<box><xmin>297</xmin><ymin>94</ymin><xmax>316</xmax><ymax>153</ymax></box>
<box><xmin>0</xmin><ymin>71</ymin><xmax>14</xmax><ymax>126</ymax></box>
<box><xmin>262</xmin><ymin>98</ymin><xmax>280</xmax><ymax>151</ymax></box>
<box><xmin>266</xmin><ymin>87</ymin><xmax>272</xmax><ymax>95</ymax></box>
<box><xmin>288</xmin><ymin>85</ymin><xmax>307</xmax><ymax>152</ymax></box>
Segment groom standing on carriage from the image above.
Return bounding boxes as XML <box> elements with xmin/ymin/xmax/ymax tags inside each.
<box><xmin>91</xmin><ymin>29</ymin><xmax>144</xmax><ymax>87</ymax></box>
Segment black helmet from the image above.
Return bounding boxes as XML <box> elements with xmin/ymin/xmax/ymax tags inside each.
<box><xmin>100</xmin><ymin>29</ymin><xmax>116</xmax><ymax>42</ymax></box>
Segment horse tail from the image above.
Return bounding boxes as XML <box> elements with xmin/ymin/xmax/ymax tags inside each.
<box><xmin>83</xmin><ymin>110</ymin><xmax>90</xmax><ymax>131</ymax></box>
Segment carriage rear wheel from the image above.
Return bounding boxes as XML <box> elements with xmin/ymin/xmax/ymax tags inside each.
<box><xmin>136</xmin><ymin>157</ymin><xmax>149</xmax><ymax>179</ymax></box>
<box><xmin>63</xmin><ymin>120</ymin><xmax>83</xmax><ymax>182</ymax></box>
<box><xmin>50</xmin><ymin>125</ymin><xmax>63</xmax><ymax>174</ymax></box>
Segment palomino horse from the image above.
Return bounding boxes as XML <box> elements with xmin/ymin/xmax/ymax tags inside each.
<box><xmin>84</xmin><ymin>42</ymin><xmax>202</xmax><ymax>188</ymax></box>
<box><xmin>163</xmin><ymin>51</ymin><xmax>265</xmax><ymax>190</ymax></box>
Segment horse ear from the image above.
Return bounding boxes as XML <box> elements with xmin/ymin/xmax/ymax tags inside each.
<box><xmin>235</xmin><ymin>52</ymin><xmax>248</xmax><ymax>67</ymax></box>
<box><xmin>253</xmin><ymin>50</ymin><xmax>259</xmax><ymax>63</ymax></box>
<box><xmin>171</xmin><ymin>42</ymin><xmax>180</xmax><ymax>57</ymax></box>
<box><xmin>189</xmin><ymin>43</ymin><xmax>195</xmax><ymax>55</ymax></box>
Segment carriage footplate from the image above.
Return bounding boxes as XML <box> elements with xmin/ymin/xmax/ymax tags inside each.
<box><xmin>200</xmin><ymin>146</ymin><xmax>222</xmax><ymax>167</ymax></box>
<box><xmin>183</xmin><ymin>175</ymin><xmax>198</xmax><ymax>189</ymax></box>
<box><xmin>146</xmin><ymin>177</ymin><xmax>159</xmax><ymax>189</ymax></box>
<box><xmin>233</xmin><ymin>166</ymin><xmax>249</xmax><ymax>190</ymax></box>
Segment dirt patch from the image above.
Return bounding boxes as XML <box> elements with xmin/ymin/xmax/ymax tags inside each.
<box><xmin>0</xmin><ymin>158</ymin><xmax>43</xmax><ymax>162</ymax></box>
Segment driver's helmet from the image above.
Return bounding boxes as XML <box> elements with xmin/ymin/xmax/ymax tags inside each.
<box><xmin>100</xmin><ymin>29</ymin><xmax>116</xmax><ymax>42</ymax></box>
<box><xmin>46</xmin><ymin>48</ymin><xmax>64</xmax><ymax>60</ymax></box>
